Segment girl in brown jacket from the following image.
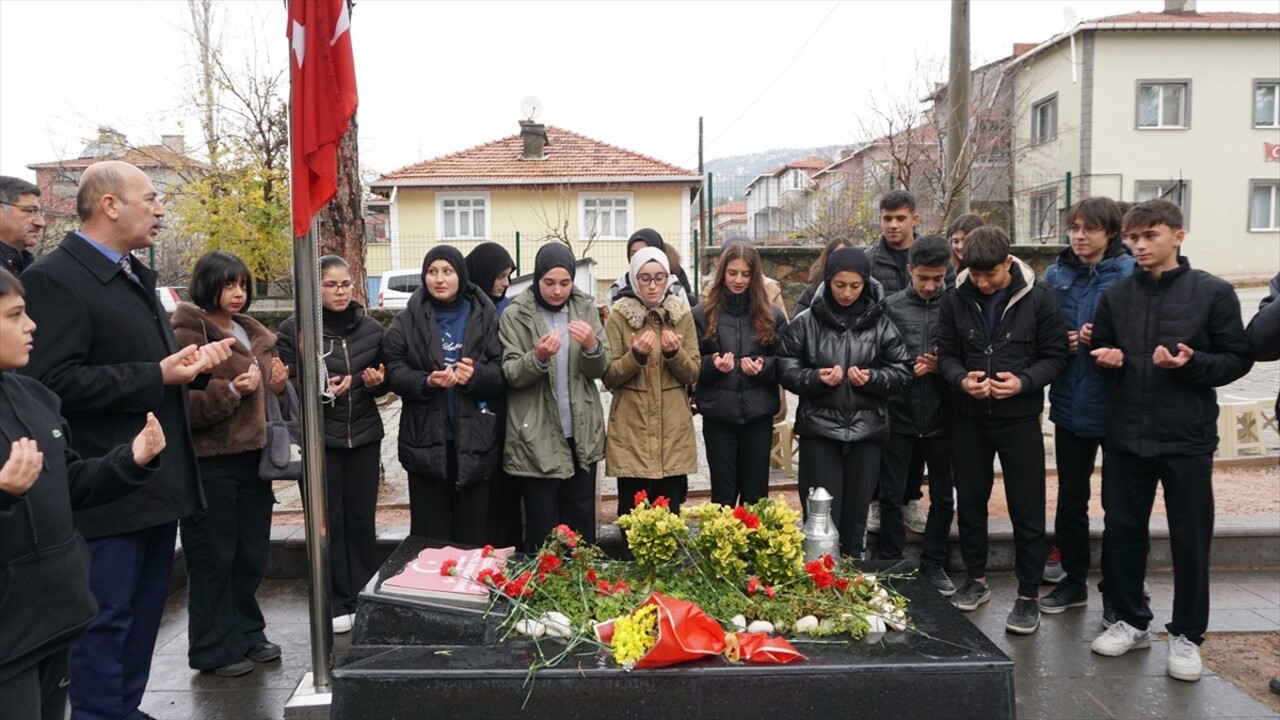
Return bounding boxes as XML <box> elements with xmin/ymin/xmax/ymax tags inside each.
<box><xmin>171</xmin><ymin>251</ymin><xmax>288</xmax><ymax>678</ymax></box>
<box><xmin>604</xmin><ymin>247</ymin><xmax>700</xmax><ymax>516</ymax></box>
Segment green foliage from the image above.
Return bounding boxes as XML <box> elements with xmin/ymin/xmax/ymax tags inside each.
<box><xmin>170</xmin><ymin>139</ymin><xmax>292</xmax><ymax>284</ymax></box>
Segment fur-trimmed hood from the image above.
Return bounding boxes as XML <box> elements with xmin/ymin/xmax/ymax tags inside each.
<box><xmin>610</xmin><ymin>294</ymin><xmax>691</xmax><ymax>330</ymax></box>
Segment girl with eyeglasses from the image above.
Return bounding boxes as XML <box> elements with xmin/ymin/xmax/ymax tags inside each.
<box><xmin>276</xmin><ymin>255</ymin><xmax>387</xmax><ymax>634</ymax></box>
<box><xmin>604</xmin><ymin>247</ymin><xmax>700</xmax><ymax>517</ymax></box>
<box><xmin>692</xmin><ymin>242</ymin><xmax>787</xmax><ymax>507</ymax></box>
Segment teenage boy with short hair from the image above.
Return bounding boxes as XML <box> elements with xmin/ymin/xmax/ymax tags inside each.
<box><xmin>936</xmin><ymin>227</ymin><xmax>1068</xmax><ymax>635</ymax></box>
<box><xmin>1039</xmin><ymin>197</ymin><xmax>1135</xmax><ymax>613</ymax></box>
<box><xmin>879</xmin><ymin>235</ymin><xmax>955</xmax><ymax>595</ymax></box>
<box><xmin>1088</xmin><ymin>200</ymin><xmax>1252</xmax><ymax>682</ymax></box>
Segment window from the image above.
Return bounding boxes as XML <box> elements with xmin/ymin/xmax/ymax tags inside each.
<box><xmin>439</xmin><ymin>195</ymin><xmax>487</xmax><ymax>238</ymax></box>
<box><xmin>1135</xmin><ymin>180</ymin><xmax>1191</xmax><ymax>227</ymax></box>
<box><xmin>581</xmin><ymin>193</ymin><xmax>631</xmax><ymax>239</ymax></box>
<box><xmin>1138</xmin><ymin>81</ymin><xmax>1189</xmax><ymax>128</ymax></box>
<box><xmin>1029</xmin><ymin>189</ymin><xmax>1058</xmax><ymax>240</ymax></box>
<box><xmin>1250</xmin><ymin>180</ymin><xmax>1280</xmax><ymax>231</ymax></box>
<box><xmin>1255</xmin><ymin>80</ymin><xmax>1279</xmax><ymax>128</ymax></box>
<box><xmin>1032</xmin><ymin>95</ymin><xmax>1057</xmax><ymax>144</ymax></box>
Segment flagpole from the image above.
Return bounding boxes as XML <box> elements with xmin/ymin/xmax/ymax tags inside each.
<box><xmin>292</xmin><ymin>218</ymin><xmax>335</xmax><ymax>691</ymax></box>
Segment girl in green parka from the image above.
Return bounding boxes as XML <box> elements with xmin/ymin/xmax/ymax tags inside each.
<box><xmin>498</xmin><ymin>244</ymin><xmax>609</xmax><ymax>548</ymax></box>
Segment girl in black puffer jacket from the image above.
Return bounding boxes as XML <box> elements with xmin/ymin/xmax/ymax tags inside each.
<box><xmin>778</xmin><ymin>248</ymin><xmax>912</xmax><ymax>558</ymax></box>
<box><xmin>693</xmin><ymin>243</ymin><xmax>788</xmax><ymax>507</ymax></box>
<box><xmin>277</xmin><ymin>256</ymin><xmax>388</xmax><ymax>632</ymax></box>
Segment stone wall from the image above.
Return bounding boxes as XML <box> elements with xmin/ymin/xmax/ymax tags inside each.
<box><xmin>698</xmin><ymin>244</ymin><xmax>1066</xmax><ymax>316</ymax></box>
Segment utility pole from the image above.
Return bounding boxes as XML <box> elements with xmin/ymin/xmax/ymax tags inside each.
<box><xmin>946</xmin><ymin>0</ymin><xmax>971</xmax><ymax>222</ymax></box>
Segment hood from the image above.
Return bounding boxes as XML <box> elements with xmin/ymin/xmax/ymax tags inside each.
<box><xmin>810</xmin><ymin>275</ymin><xmax>887</xmax><ymax>331</ymax></box>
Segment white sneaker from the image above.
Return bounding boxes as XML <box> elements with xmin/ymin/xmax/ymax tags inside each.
<box><xmin>1167</xmin><ymin>634</ymin><xmax>1203</xmax><ymax>682</ymax></box>
<box><xmin>866</xmin><ymin>502</ymin><xmax>881</xmax><ymax>533</ymax></box>
<box><xmin>1091</xmin><ymin>620</ymin><xmax>1152</xmax><ymax>657</ymax></box>
<box><xmin>903</xmin><ymin>499</ymin><xmax>927</xmax><ymax>534</ymax></box>
<box><xmin>333</xmin><ymin>613</ymin><xmax>354</xmax><ymax>634</ymax></box>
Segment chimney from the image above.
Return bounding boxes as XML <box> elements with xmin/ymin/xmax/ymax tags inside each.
<box><xmin>1164</xmin><ymin>0</ymin><xmax>1197</xmax><ymax>13</ymax></box>
<box><xmin>161</xmin><ymin>134</ymin><xmax>185</xmax><ymax>155</ymax></box>
<box><xmin>519</xmin><ymin>120</ymin><xmax>548</xmax><ymax>161</ymax></box>
<box><xmin>1013</xmin><ymin>43</ymin><xmax>1038</xmax><ymax>58</ymax></box>
<box><xmin>83</xmin><ymin>126</ymin><xmax>128</xmax><ymax>158</ymax></box>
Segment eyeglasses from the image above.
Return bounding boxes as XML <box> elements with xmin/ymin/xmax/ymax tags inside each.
<box><xmin>322</xmin><ymin>281</ymin><xmax>354</xmax><ymax>291</ymax></box>
<box><xmin>635</xmin><ymin>273</ymin><xmax>668</xmax><ymax>286</ymax></box>
<box><xmin>0</xmin><ymin>202</ymin><xmax>43</xmax><ymax>218</ymax></box>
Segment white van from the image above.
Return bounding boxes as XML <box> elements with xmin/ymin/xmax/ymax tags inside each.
<box><xmin>377</xmin><ymin>269</ymin><xmax>421</xmax><ymax>309</ymax></box>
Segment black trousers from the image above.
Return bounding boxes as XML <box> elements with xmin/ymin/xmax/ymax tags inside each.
<box><xmin>1052</xmin><ymin>425</ymin><xmax>1103</xmax><ymax>591</ymax></box>
<box><xmin>407</xmin><ymin>443</ymin><xmax>491</xmax><ymax>546</ymax></box>
<box><xmin>182</xmin><ymin>451</ymin><xmax>273</xmax><ymax>670</ymax></box>
<box><xmin>880</xmin><ymin>433</ymin><xmax>954</xmax><ymax>563</ymax></box>
<box><xmin>1101</xmin><ymin>450</ymin><xmax>1214</xmax><ymax>644</ymax></box>
<box><xmin>324</xmin><ymin>443</ymin><xmax>381</xmax><ymax>616</ymax></box>
<box><xmin>952</xmin><ymin>416</ymin><xmax>1046</xmax><ymax>599</ymax></box>
<box><xmin>798</xmin><ymin>436</ymin><xmax>881</xmax><ymax>559</ymax></box>
<box><xmin>616</xmin><ymin>476</ymin><xmax>688</xmax><ymax>517</ymax></box>
<box><xmin>0</xmin><ymin>648</ymin><xmax>69</xmax><ymax>720</ymax></box>
<box><xmin>488</xmin><ymin>467</ymin><xmax>524</xmax><ymax>550</ymax></box>
<box><xmin>523</xmin><ymin>438</ymin><xmax>597</xmax><ymax>550</ymax></box>
<box><xmin>703</xmin><ymin>416</ymin><xmax>774</xmax><ymax>507</ymax></box>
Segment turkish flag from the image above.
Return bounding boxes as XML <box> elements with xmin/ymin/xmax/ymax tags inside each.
<box><xmin>287</xmin><ymin>0</ymin><xmax>358</xmax><ymax>238</ymax></box>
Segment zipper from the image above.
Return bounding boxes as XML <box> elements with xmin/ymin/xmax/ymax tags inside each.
<box><xmin>341</xmin><ymin>336</ymin><xmax>354</xmax><ymax>448</ymax></box>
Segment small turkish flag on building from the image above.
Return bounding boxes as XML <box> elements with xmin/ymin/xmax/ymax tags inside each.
<box><xmin>287</xmin><ymin>0</ymin><xmax>358</xmax><ymax>238</ymax></box>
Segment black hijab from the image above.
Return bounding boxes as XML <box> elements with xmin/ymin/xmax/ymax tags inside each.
<box><xmin>533</xmin><ymin>243</ymin><xmax>576</xmax><ymax>311</ymax></box>
<box><xmin>627</xmin><ymin>228</ymin><xmax>666</xmax><ymax>257</ymax></box>
<box><xmin>421</xmin><ymin>245</ymin><xmax>468</xmax><ymax>309</ymax></box>
<box><xmin>824</xmin><ymin>247</ymin><xmax>872</xmax><ymax>319</ymax></box>
<box><xmin>465</xmin><ymin>242</ymin><xmax>516</xmax><ymax>306</ymax></box>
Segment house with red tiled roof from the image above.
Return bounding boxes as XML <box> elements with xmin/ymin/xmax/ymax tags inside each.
<box><xmin>710</xmin><ymin>201</ymin><xmax>748</xmax><ymax>241</ymax></box>
<box><xmin>27</xmin><ymin>126</ymin><xmax>205</xmax><ymax>221</ymax></box>
<box><xmin>1009</xmin><ymin>0</ymin><xmax>1280</xmax><ymax>275</ymax></box>
<box><xmin>369</xmin><ymin>122</ymin><xmax>701</xmax><ymax>290</ymax></box>
<box><xmin>743</xmin><ymin>155</ymin><xmax>834</xmax><ymax>241</ymax></box>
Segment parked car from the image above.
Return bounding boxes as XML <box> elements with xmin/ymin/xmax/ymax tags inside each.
<box><xmin>377</xmin><ymin>269</ymin><xmax>421</xmax><ymax>309</ymax></box>
<box><xmin>156</xmin><ymin>286</ymin><xmax>187</xmax><ymax>312</ymax></box>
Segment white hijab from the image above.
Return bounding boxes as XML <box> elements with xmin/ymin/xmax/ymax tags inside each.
<box><xmin>628</xmin><ymin>247</ymin><xmax>671</xmax><ymax>308</ymax></box>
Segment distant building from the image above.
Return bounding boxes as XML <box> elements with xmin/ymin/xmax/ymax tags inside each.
<box><xmin>370</xmin><ymin>121</ymin><xmax>701</xmax><ymax>289</ymax></box>
<box><xmin>1008</xmin><ymin>0</ymin><xmax>1280</xmax><ymax>274</ymax></box>
<box><xmin>710</xmin><ymin>201</ymin><xmax>747</xmax><ymax>242</ymax></box>
<box><xmin>743</xmin><ymin>156</ymin><xmax>831</xmax><ymax>241</ymax></box>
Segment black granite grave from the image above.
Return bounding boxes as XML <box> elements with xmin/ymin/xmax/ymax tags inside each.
<box><xmin>332</xmin><ymin>537</ymin><xmax>1016</xmax><ymax>719</ymax></box>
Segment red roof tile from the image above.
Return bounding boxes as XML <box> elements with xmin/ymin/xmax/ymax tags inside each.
<box><xmin>27</xmin><ymin>144</ymin><xmax>206</xmax><ymax>171</ymax></box>
<box><xmin>713</xmin><ymin>201</ymin><xmax>746</xmax><ymax>216</ymax></box>
<box><xmin>374</xmin><ymin>126</ymin><xmax>699</xmax><ymax>188</ymax></box>
<box><xmin>1088</xmin><ymin>11</ymin><xmax>1280</xmax><ymax>24</ymax></box>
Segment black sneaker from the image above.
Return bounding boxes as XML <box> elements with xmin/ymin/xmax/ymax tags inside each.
<box><xmin>1006</xmin><ymin>598</ymin><xmax>1041</xmax><ymax>635</ymax></box>
<box><xmin>1039</xmin><ymin>582</ymin><xmax>1088</xmax><ymax>614</ymax></box>
<box><xmin>1101</xmin><ymin>593</ymin><xmax>1116</xmax><ymax>628</ymax></box>
<box><xmin>951</xmin><ymin>579</ymin><xmax>991</xmax><ymax>612</ymax></box>
<box><xmin>204</xmin><ymin>658</ymin><xmax>254</xmax><ymax>677</ymax></box>
<box><xmin>921</xmin><ymin>564</ymin><xmax>957</xmax><ymax>597</ymax></box>
<box><xmin>246</xmin><ymin>640</ymin><xmax>282</xmax><ymax>663</ymax></box>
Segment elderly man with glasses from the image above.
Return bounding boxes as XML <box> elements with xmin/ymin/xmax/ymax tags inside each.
<box><xmin>0</xmin><ymin>176</ymin><xmax>45</xmax><ymax>276</ymax></box>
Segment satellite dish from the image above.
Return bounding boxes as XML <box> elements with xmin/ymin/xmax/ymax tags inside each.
<box><xmin>1063</xmin><ymin>6</ymin><xmax>1079</xmax><ymax>27</ymax></box>
<box><xmin>521</xmin><ymin>96</ymin><xmax>543</xmax><ymax>121</ymax></box>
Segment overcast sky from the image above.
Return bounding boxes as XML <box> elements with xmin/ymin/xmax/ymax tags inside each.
<box><xmin>0</xmin><ymin>0</ymin><xmax>1270</xmax><ymax>181</ymax></box>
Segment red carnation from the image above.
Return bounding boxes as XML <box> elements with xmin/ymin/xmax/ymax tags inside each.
<box><xmin>634</xmin><ymin>489</ymin><xmax>648</xmax><ymax>506</ymax></box>
<box><xmin>765</xmin><ymin>586</ymin><xmax>776</xmax><ymax>599</ymax></box>
<box><xmin>587</xmin><ymin>568</ymin><xmax>598</xmax><ymax>585</ymax></box>
<box><xmin>440</xmin><ymin>558</ymin><xmax>458</xmax><ymax>577</ymax></box>
<box><xmin>537</xmin><ymin>553</ymin><xmax>562</xmax><ymax>582</ymax></box>
<box><xmin>653</xmin><ymin>496</ymin><xmax>670</xmax><ymax>509</ymax></box>
<box><xmin>481</xmin><ymin>544</ymin><xmax>494</xmax><ymax>558</ymax></box>
<box><xmin>747</xmin><ymin>577</ymin><xmax>762</xmax><ymax>596</ymax></box>
<box><xmin>835</xmin><ymin>577</ymin><xmax>850</xmax><ymax>592</ymax></box>
<box><xmin>822</xmin><ymin>554</ymin><xmax>835</xmax><ymax>571</ymax></box>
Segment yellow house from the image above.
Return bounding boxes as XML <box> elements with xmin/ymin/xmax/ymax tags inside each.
<box><xmin>369</xmin><ymin>122</ymin><xmax>702</xmax><ymax>295</ymax></box>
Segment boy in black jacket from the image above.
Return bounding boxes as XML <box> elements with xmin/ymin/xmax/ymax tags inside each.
<box><xmin>0</xmin><ymin>269</ymin><xmax>165</xmax><ymax>719</ymax></box>
<box><xmin>1087</xmin><ymin>201</ymin><xmax>1252</xmax><ymax>682</ymax></box>
<box><xmin>936</xmin><ymin>227</ymin><xmax>1068</xmax><ymax>635</ymax></box>
<box><xmin>878</xmin><ymin>235</ymin><xmax>955</xmax><ymax>594</ymax></box>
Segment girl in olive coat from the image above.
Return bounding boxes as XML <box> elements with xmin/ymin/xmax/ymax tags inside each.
<box><xmin>604</xmin><ymin>247</ymin><xmax>700</xmax><ymax>516</ymax></box>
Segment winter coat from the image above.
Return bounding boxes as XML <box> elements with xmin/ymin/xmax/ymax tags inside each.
<box><xmin>18</xmin><ymin>232</ymin><xmax>203</xmax><ymax>539</ymax></box>
<box><xmin>383</xmin><ymin>283</ymin><xmax>505</xmax><ymax>487</ymax></box>
<box><xmin>883</xmin><ymin>285</ymin><xmax>950</xmax><ymax>437</ymax></box>
<box><xmin>0</xmin><ymin>373</ymin><xmax>153</xmax><ymax>684</ymax></box>
<box><xmin>692</xmin><ymin>296</ymin><xmax>787</xmax><ymax>424</ymax></box>
<box><xmin>778</xmin><ymin>280</ymin><xmax>912</xmax><ymax>443</ymax></box>
<box><xmin>1091</xmin><ymin>258</ymin><xmax>1253</xmax><ymax>457</ymax></box>
<box><xmin>1246</xmin><ymin>272</ymin><xmax>1280</xmax><ymax>415</ymax></box>
<box><xmin>277</xmin><ymin>302</ymin><xmax>388</xmax><ymax>449</ymax></box>
<box><xmin>499</xmin><ymin>287</ymin><xmax>610</xmax><ymax>479</ymax></box>
<box><xmin>171</xmin><ymin>303</ymin><xmax>278</xmax><ymax>458</ymax></box>
<box><xmin>1044</xmin><ymin>243</ymin><xmax>1137</xmax><ymax>437</ymax></box>
<box><xmin>937</xmin><ymin>257</ymin><xmax>1069</xmax><ymax>421</ymax></box>
<box><xmin>602</xmin><ymin>293</ymin><xmax>700</xmax><ymax>478</ymax></box>
<box><xmin>863</xmin><ymin>236</ymin><xmax>913</xmax><ymax>296</ymax></box>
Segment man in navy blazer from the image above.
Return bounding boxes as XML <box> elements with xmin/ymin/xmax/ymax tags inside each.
<box><xmin>19</xmin><ymin>161</ymin><xmax>233</xmax><ymax>720</ymax></box>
